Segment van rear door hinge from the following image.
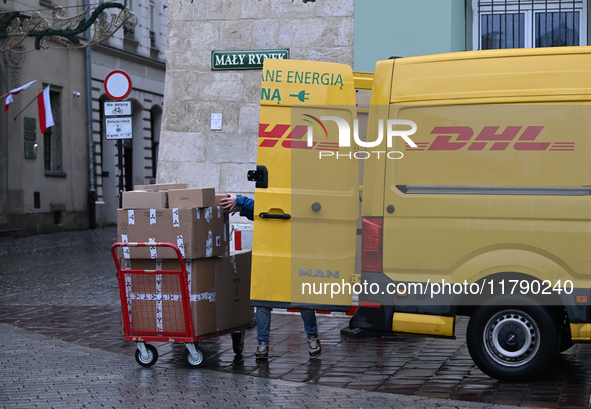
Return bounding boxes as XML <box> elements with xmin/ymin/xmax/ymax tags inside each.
<box><xmin>247</xmin><ymin>165</ymin><xmax>268</xmax><ymax>189</ymax></box>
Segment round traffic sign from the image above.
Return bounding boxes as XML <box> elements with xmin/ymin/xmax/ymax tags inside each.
<box><xmin>104</xmin><ymin>70</ymin><xmax>132</xmax><ymax>100</ymax></box>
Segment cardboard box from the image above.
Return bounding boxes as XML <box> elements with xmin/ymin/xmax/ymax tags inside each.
<box><xmin>214</xmin><ymin>251</ymin><xmax>253</xmax><ymax>332</ymax></box>
<box><xmin>121</xmin><ymin>258</ymin><xmax>217</xmax><ymax>336</ymax></box>
<box><xmin>134</xmin><ymin>183</ymin><xmax>187</xmax><ymax>191</ymax></box>
<box><xmin>215</xmin><ymin>194</ymin><xmax>228</xmax><ymax>207</ymax></box>
<box><xmin>169</xmin><ymin>188</ymin><xmax>215</xmax><ymax>209</ymax></box>
<box><xmin>122</xmin><ymin>191</ymin><xmax>168</xmax><ymax>209</ymax></box>
<box><xmin>120</xmin><ymin>252</ymin><xmax>252</xmax><ymax>335</ymax></box>
<box><xmin>117</xmin><ymin>207</ymin><xmax>226</xmax><ymax>259</ymax></box>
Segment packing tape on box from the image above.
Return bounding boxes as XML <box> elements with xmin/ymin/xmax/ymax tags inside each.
<box><xmin>216</xmin><ymin>236</ymin><xmax>221</xmax><ymax>247</ymax></box>
<box><xmin>172</xmin><ymin>208</ymin><xmax>180</xmax><ymax>227</ymax></box>
<box><xmin>231</xmin><ymin>255</ymin><xmax>237</xmax><ymax>273</ymax></box>
<box><xmin>217</xmin><ymin>207</ymin><xmax>221</xmax><ymax>218</ymax></box>
<box><xmin>124</xmin><ymin>273</ymin><xmax>132</xmax><ymax>326</ymax></box>
<box><xmin>128</xmin><ymin>210</ymin><xmax>135</xmax><ymax>225</ymax></box>
<box><xmin>191</xmin><ymin>292</ymin><xmax>216</xmax><ymax>302</ymax></box>
<box><xmin>205</xmin><ymin>207</ymin><xmax>212</xmax><ymax>223</ymax></box>
<box><xmin>129</xmin><ymin>293</ymin><xmax>183</xmax><ymax>301</ymax></box>
<box><xmin>150</xmin><ymin>209</ymin><xmax>156</xmax><ymax>225</ymax></box>
<box><xmin>176</xmin><ymin>235</ymin><xmax>185</xmax><ymax>258</ymax></box>
<box><xmin>121</xmin><ymin>235</ymin><xmax>130</xmax><ymax>259</ymax></box>
<box><xmin>186</xmin><ymin>259</ymin><xmax>192</xmax><ymax>290</ymax></box>
<box><xmin>149</xmin><ymin>238</ymin><xmax>157</xmax><ymax>259</ymax></box>
<box><xmin>155</xmin><ymin>273</ymin><xmax>163</xmax><ymax>332</ymax></box>
<box><xmin>206</xmin><ymin>231</ymin><xmax>213</xmax><ymax>258</ymax></box>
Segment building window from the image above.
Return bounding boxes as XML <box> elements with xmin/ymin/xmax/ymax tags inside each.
<box><xmin>43</xmin><ymin>89</ymin><xmax>62</xmax><ymax>173</ymax></box>
<box><xmin>473</xmin><ymin>0</ymin><xmax>586</xmax><ymax>50</ymax></box>
<box><xmin>150</xmin><ymin>3</ymin><xmax>157</xmax><ymax>48</ymax></box>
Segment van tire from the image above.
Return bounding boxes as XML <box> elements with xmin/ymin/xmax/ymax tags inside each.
<box><xmin>467</xmin><ymin>300</ymin><xmax>560</xmax><ymax>381</ymax></box>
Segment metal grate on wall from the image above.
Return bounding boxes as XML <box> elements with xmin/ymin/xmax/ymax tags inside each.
<box><xmin>476</xmin><ymin>0</ymin><xmax>584</xmax><ymax>50</ymax></box>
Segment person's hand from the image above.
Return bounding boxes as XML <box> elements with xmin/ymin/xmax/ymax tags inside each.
<box><xmin>220</xmin><ymin>193</ymin><xmax>237</xmax><ymax>214</ymax></box>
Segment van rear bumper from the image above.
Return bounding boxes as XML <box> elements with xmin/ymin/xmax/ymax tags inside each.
<box><xmin>250</xmin><ymin>300</ymin><xmax>352</xmax><ymax>312</ymax></box>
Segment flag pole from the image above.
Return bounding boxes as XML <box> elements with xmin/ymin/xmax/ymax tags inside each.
<box><xmin>12</xmin><ymin>94</ymin><xmax>39</xmax><ymax>121</ymax></box>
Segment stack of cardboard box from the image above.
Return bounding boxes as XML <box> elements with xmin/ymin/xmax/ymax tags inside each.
<box><xmin>116</xmin><ymin>183</ymin><xmax>253</xmax><ymax>336</ymax></box>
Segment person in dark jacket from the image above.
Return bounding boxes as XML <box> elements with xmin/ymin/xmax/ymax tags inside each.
<box><xmin>220</xmin><ymin>194</ymin><xmax>321</xmax><ymax>359</ymax></box>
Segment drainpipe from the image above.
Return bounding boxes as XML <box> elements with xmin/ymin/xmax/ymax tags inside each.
<box><xmin>85</xmin><ymin>0</ymin><xmax>96</xmax><ymax>229</ymax></box>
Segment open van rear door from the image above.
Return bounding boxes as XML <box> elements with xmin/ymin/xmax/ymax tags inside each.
<box><xmin>250</xmin><ymin>59</ymin><xmax>358</xmax><ymax>310</ymax></box>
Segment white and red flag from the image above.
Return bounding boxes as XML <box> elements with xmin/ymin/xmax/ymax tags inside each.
<box><xmin>37</xmin><ymin>85</ymin><xmax>55</xmax><ymax>133</ymax></box>
<box><xmin>3</xmin><ymin>80</ymin><xmax>37</xmax><ymax>112</ymax></box>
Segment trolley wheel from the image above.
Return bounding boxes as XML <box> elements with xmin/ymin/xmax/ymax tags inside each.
<box><xmin>135</xmin><ymin>344</ymin><xmax>158</xmax><ymax>367</ymax></box>
<box><xmin>231</xmin><ymin>330</ymin><xmax>245</xmax><ymax>355</ymax></box>
<box><xmin>185</xmin><ymin>345</ymin><xmax>205</xmax><ymax>368</ymax></box>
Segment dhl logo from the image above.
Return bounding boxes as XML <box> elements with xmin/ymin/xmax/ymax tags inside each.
<box><xmin>258</xmin><ymin>123</ymin><xmax>339</xmax><ymax>151</ymax></box>
<box><xmin>259</xmin><ymin>124</ymin><xmax>575</xmax><ymax>153</ymax></box>
<box><xmin>408</xmin><ymin>126</ymin><xmax>574</xmax><ymax>151</ymax></box>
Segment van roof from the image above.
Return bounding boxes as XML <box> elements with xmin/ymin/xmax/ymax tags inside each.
<box><xmin>387</xmin><ymin>46</ymin><xmax>591</xmax><ymax>104</ymax></box>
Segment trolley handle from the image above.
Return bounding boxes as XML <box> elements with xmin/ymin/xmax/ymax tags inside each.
<box><xmin>111</xmin><ymin>242</ymin><xmax>186</xmax><ymax>274</ymax></box>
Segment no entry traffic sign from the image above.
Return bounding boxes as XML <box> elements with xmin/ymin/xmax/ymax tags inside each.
<box><xmin>104</xmin><ymin>70</ymin><xmax>132</xmax><ymax>100</ymax></box>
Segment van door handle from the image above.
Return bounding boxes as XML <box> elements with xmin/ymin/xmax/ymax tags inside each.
<box><xmin>259</xmin><ymin>212</ymin><xmax>291</xmax><ymax>219</ymax></box>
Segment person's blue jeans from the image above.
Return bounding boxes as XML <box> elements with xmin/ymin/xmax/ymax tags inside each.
<box><xmin>256</xmin><ymin>306</ymin><xmax>318</xmax><ymax>345</ymax></box>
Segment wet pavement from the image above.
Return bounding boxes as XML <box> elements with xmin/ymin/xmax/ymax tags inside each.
<box><xmin>1</xmin><ymin>228</ymin><xmax>590</xmax><ymax>408</ymax></box>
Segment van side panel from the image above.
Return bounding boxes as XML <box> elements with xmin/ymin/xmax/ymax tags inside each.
<box><xmin>378</xmin><ymin>49</ymin><xmax>591</xmax><ymax>319</ymax></box>
<box><xmin>390</xmin><ymin>47</ymin><xmax>591</xmax><ymax>104</ymax></box>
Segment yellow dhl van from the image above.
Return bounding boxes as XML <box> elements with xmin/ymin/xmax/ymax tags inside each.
<box><xmin>250</xmin><ymin>47</ymin><xmax>591</xmax><ymax>381</ymax></box>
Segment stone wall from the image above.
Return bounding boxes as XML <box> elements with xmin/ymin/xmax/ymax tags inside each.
<box><xmin>158</xmin><ymin>0</ymin><xmax>354</xmax><ymax>204</ymax></box>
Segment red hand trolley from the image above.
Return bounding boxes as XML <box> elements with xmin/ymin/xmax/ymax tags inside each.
<box><xmin>111</xmin><ymin>242</ymin><xmax>250</xmax><ymax>368</ymax></box>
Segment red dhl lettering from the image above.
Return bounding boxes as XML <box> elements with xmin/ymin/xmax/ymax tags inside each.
<box><xmin>258</xmin><ymin>124</ymin><xmax>574</xmax><ymax>152</ymax></box>
<box><xmin>258</xmin><ymin>123</ymin><xmax>339</xmax><ymax>151</ymax></box>
<box><xmin>406</xmin><ymin>126</ymin><xmax>573</xmax><ymax>151</ymax></box>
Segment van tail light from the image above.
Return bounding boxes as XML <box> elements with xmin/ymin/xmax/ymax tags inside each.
<box><xmin>362</xmin><ymin>217</ymin><xmax>383</xmax><ymax>272</ymax></box>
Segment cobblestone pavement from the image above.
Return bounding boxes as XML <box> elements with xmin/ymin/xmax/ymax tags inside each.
<box><xmin>1</xmin><ymin>228</ymin><xmax>590</xmax><ymax>408</ymax></box>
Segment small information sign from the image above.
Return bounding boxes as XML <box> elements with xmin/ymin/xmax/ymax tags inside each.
<box><xmin>104</xmin><ymin>101</ymin><xmax>132</xmax><ymax>117</ymax></box>
<box><xmin>211</xmin><ymin>113</ymin><xmax>222</xmax><ymax>130</ymax></box>
<box><xmin>105</xmin><ymin>117</ymin><xmax>133</xmax><ymax>139</ymax></box>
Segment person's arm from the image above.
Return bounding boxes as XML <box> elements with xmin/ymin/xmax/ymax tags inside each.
<box><xmin>220</xmin><ymin>194</ymin><xmax>255</xmax><ymax>221</ymax></box>
<box><xmin>236</xmin><ymin>196</ymin><xmax>254</xmax><ymax>221</ymax></box>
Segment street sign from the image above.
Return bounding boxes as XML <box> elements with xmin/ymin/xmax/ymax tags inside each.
<box><xmin>211</xmin><ymin>49</ymin><xmax>289</xmax><ymax>70</ymax></box>
<box><xmin>104</xmin><ymin>70</ymin><xmax>132</xmax><ymax>100</ymax></box>
<box><xmin>105</xmin><ymin>117</ymin><xmax>133</xmax><ymax>139</ymax></box>
<box><xmin>104</xmin><ymin>101</ymin><xmax>132</xmax><ymax>116</ymax></box>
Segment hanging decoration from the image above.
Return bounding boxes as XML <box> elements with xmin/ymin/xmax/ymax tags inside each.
<box><xmin>0</xmin><ymin>3</ymin><xmax>138</xmax><ymax>53</ymax></box>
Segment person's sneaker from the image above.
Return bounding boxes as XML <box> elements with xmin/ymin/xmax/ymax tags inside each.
<box><xmin>255</xmin><ymin>343</ymin><xmax>268</xmax><ymax>359</ymax></box>
<box><xmin>308</xmin><ymin>337</ymin><xmax>321</xmax><ymax>357</ymax></box>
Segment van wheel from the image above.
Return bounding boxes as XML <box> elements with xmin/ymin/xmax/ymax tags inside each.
<box><xmin>467</xmin><ymin>301</ymin><xmax>559</xmax><ymax>381</ymax></box>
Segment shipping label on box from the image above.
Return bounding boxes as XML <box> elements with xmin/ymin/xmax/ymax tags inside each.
<box><xmin>168</xmin><ymin>188</ymin><xmax>215</xmax><ymax>209</ymax></box>
<box><xmin>122</xmin><ymin>191</ymin><xmax>168</xmax><ymax>209</ymax></box>
<box><xmin>123</xmin><ymin>258</ymin><xmax>217</xmax><ymax>336</ymax></box>
<box><xmin>214</xmin><ymin>251</ymin><xmax>253</xmax><ymax>332</ymax></box>
<box><xmin>117</xmin><ymin>207</ymin><xmax>226</xmax><ymax>259</ymax></box>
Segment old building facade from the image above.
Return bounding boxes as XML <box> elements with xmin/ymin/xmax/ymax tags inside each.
<box><xmin>0</xmin><ymin>0</ymin><xmax>168</xmax><ymax>235</ymax></box>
